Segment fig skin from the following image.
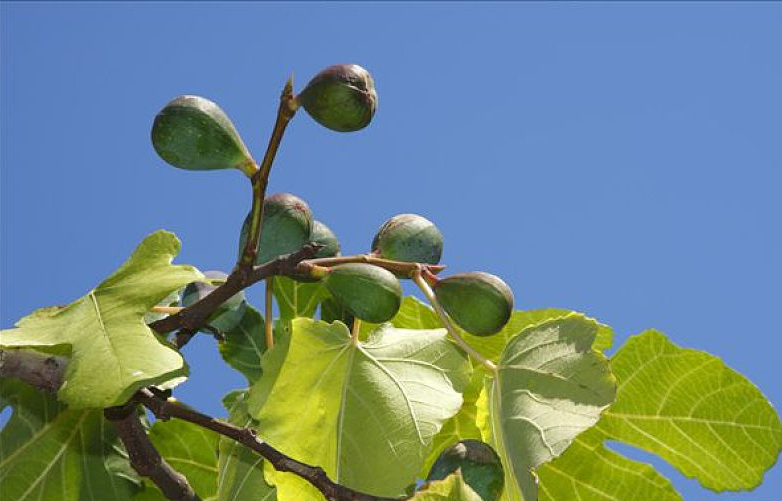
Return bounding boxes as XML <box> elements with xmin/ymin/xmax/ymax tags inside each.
<box><xmin>434</xmin><ymin>272</ymin><xmax>513</xmax><ymax>336</ymax></box>
<box><xmin>297</xmin><ymin>64</ymin><xmax>377</xmax><ymax>132</ymax></box>
<box><xmin>151</xmin><ymin>95</ymin><xmax>251</xmax><ymax>171</ymax></box>
<box><xmin>311</xmin><ymin>220</ymin><xmax>341</xmax><ymax>259</ymax></box>
<box><xmin>372</xmin><ymin>214</ymin><xmax>443</xmax><ymax>265</ymax></box>
<box><xmin>237</xmin><ymin>193</ymin><xmax>314</xmax><ymax>265</ymax></box>
<box><xmin>323</xmin><ymin>263</ymin><xmax>402</xmax><ymax>324</ymax></box>
<box><xmin>181</xmin><ymin>271</ymin><xmax>247</xmax><ymax>333</ymax></box>
<box><xmin>426</xmin><ymin>440</ymin><xmax>504</xmax><ymax>501</ymax></box>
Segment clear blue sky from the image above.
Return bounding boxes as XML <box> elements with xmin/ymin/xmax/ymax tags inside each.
<box><xmin>2</xmin><ymin>3</ymin><xmax>780</xmax><ymax>499</ymax></box>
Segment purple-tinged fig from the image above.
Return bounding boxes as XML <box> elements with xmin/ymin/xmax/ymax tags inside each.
<box><xmin>237</xmin><ymin>193</ymin><xmax>313</xmax><ymax>265</ymax></box>
<box><xmin>426</xmin><ymin>440</ymin><xmax>504</xmax><ymax>501</ymax></box>
<box><xmin>433</xmin><ymin>272</ymin><xmax>513</xmax><ymax>336</ymax></box>
<box><xmin>151</xmin><ymin>95</ymin><xmax>252</xmax><ymax>172</ymax></box>
<box><xmin>323</xmin><ymin>263</ymin><xmax>401</xmax><ymax>324</ymax></box>
<box><xmin>297</xmin><ymin>64</ymin><xmax>377</xmax><ymax>132</ymax></box>
<box><xmin>181</xmin><ymin>271</ymin><xmax>247</xmax><ymax>333</ymax></box>
<box><xmin>372</xmin><ymin>214</ymin><xmax>443</xmax><ymax>265</ymax></box>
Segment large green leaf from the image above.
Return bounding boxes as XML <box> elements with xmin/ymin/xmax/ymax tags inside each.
<box><xmin>133</xmin><ymin>418</ymin><xmax>219</xmax><ymax>501</ymax></box>
<box><xmin>272</xmin><ymin>276</ymin><xmax>327</xmax><ymax>319</ymax></box>
<box><xmin>0</xmin><ymin>378</ymin><xmax>140</xmax><ymax>501</ymax></box>
<box><xmin>538</xmin><ymin>329</ymin><xmax>782</xmax><ymax>499</ymax></box>
<box><xmin>0</xmin><ymin>231</ymin><xmax>202</xmax><ymax>408</ymax></box>
<box><xmin>538</xmin><ymin>426</ymin><xmax>682</xmax><ymax>501</ymax></box>
<box><xmin>477</xmin><ymin>314</ymin><xmax>616</xmax><ymax>501</ymax></box>
<box><xmin>412</xmin><ymin>473</ymin><xmax>483</xmax><ymax>501</ymax></box>
<box><xmin>219</xmin><ymin>306</ymin><xmax>266</xmax><ymax>384</ymax></box>
<box><xmin>247</xmin><ymin>319</ymin><xmax>472</xmax><ymax>499</ymax></box>
<box><xmin>217</xmin><ymin>390</ymin><xmax>276</xmax><ymax>501</ymax></box>
<box><xmin>381</xmin><ymin>297</ymin><xmax>613</xmax><ymax>360</ymax></box>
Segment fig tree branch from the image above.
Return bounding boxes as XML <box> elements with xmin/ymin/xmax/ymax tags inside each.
<box><xmin>1</xmin><ymin>349</ymin><xmax>201</xmax><ymax>501</ymax></box>
<box><xmin>238</xmin><ymin>76</ymin><xmax>299</xmax><ymax>270</ymax></box>
<box><xmin>148</xmin><ymin>243</ymin><xmax>321</xmax><ymax>340</ymax></box>
<box><xmin>135</xmin><ymin>389</ymin><xmax>403</xmax><ymax>501</ymax></box>
<box><xmin>105</xmin><ymin>405</ymin><xmax>202</xmax><ymax>501</ymax></box>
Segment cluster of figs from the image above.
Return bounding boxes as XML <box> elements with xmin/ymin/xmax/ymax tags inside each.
<box><xmin>151</xmin><ymin>64</ymin><xmax>508</xmax><ymax>500</ymax></box>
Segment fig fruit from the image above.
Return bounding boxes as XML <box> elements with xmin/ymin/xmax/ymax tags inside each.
<box><xmin>372</xmin><ymin>214</ymin><xmax>443</xmax><ymax>265</ymax></box>
<box><xmin>433</xmin><ymin>272</ymin><xmax>513</xmax><ymax>336</ymax></box>
<box><xmin>426</xmin><ymin>440</ymin><xmax>504</xmax><ymax>501</ymax></box>
<box><xmin>238</xmin><ymin>193</ymin><xmax>313</xmax><ymax>265</ymax></box>
<box><xmin>297</xmin><ymin>64</ymin><xmax>377</xmax><ymax>132</ymax></box>
<box><xmin>151</xmin><ymin>95</ymin><xmax>252</xmax><ymax>171</ymax></box>
<box><xmin>323</xmin><ymin>263</ymin><xmax>402</xmax><ymax>323</ymax></box>
<box><xmin>181</xmin><ymin>271</ymin><xmax>247</xmax><ymax>333</ymax></box>
<box><xmin>311</xmin><ymin>220</ymin><xmax>341</xmax><ymax>259</ymax></box>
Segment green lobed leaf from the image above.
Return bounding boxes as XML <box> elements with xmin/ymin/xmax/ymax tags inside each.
<box><xmin>272</xmin><ymin>276</ymin><xmax>328</xmax><ymax>320</ymax></box>
<box><xmin>0</xmin><ymin>230</ymin><xmax>202</xmax><ymax>408</ymax></box>
<box><xmin>247</xmin><ymin>318</ymin><xmax>472</xmax><ymax>499</ymax></box>
<box><xmin>538</xmin><ymin>426</ymin><xmax>682</xmax><ymax>501</ymax></box>
<box><xmin>0</xmin><ymin>377</ymin><xmax>140</xmax><ymax>501</ymax></box>
<box><xmin>538</xmin><ymin>329</ymin><xmax>782</xmax><ymax>499</ymax></box>
<box><xmin>219</xmin><ymin>306</ymin><xmax>267</xmax><ymax>384</ymax></box>
<box><xmin>412</xmin><ymin>473</ymin><xmax>484</xmax><ymax>501</ymax></box>
<box><xmin>217</xmin><ymin>391</ymin><xmax>276</xmax><ymax>501</ymax></box>
<box><xmin>476</xmin><ymin>314</ymin><xmax>617</xmax><ymax>501</ymax></box>
<box><xmin>133</xmin><ymin>418</ymin><xmax>220</xmax><ymax>501</ymax></box>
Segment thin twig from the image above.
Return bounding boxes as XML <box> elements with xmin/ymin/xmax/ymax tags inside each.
<box><xmin>238</xmin><ymin>77</ymin><xmax>298</xmax><ymax>270</ymax></box>
<box><xmin>135</xmin><ymin>389</ymin><xmax>402</xmax><ymax>501</ymax></box>
<box><xmin>303</xmin><ymin>254</ymin><xmax>445</xmax><ymax>278</ymax></box>
<box><xmin>105</xmin><ymin>405</ymin><xmax>202</xmax><ymax>501</ymax></box>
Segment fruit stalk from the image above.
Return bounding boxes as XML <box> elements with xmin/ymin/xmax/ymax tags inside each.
<box><xmin>413</xmin><ymin>270</ymin><xmax>497</xmax><ymax>373</ymax></box>
<box><xmin>265</xmin><ymin>277</ymin><xmax>275</xmax><ymax>349</ymax></box>
<box><xmin>239</xmin><ymin>76</ymin><xmax>299</xmax><ymax>270</ymax></box>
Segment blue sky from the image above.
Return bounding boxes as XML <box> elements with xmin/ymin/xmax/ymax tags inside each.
<box><xmin>2</xmin><ymin>3</ymin><xmax>781</xmax><ymax>499</ymax></box>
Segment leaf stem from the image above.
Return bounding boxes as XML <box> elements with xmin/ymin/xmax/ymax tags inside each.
<box><xmin>351</xmin><ymin>318</ymin><xmax>362</xmax><ymax>345</ymax></box>
<box><xmin>412</xmin><ymin>270</ymin><xmax>497</xmax><ymax>373</ymax></box>
<box><xmin>265</xmin><ymin>277</ymin><xmax>275</xmax><ymax>349</ymax></box>
<box><xmin>150</xmin><ymin>306</ymin><xmax>184</xmax><ymax>314</ymax></box>
<box><xmin>238</xmin><ymin>76</ymin><xmax>299</xmax><ymax>270</ymax></box>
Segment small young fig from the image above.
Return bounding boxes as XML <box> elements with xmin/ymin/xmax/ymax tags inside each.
<box><xmin>311</xmin><ymin>220</ymin><xmax>341</xmax><ymax>259</ymax></box>
<box><xmin>297</xmin><ymin>64</ymin><xmax>377</xmax><ymax>132</ymax></box>
<box><xmin>237</xmin><ymin>193</ymin><xmax>313</xmax><ymax>265</ymax></box>
<box><xmin>151</xmin><ymin>95</ymin><xmax>252</xmax><ymax>172</ymax></box>
<box><xmin>426</xmin><ymin>440</ymin><xmax>504</xmax><ymax>501</ymax></box>
<box><xmin>323</xmin><ymin>263</ymin><xmax>402</xmax><ymax>324</ymax></box>
<box><xmin>181</xmin><ymin>271</ymin><xmax>247</xmax><ymax>334</ymax></box>
<box><xmin>433</xmin><ymin>272</ymin><xmax>513</xmax><ymax>336</ymax></box>
<box><xmin>372</xmin><ymin>214</ymin><xmax>443</xmax><ymax>265</ymax></box>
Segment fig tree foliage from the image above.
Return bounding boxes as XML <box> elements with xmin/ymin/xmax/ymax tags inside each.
<box><xmin>1</xmin><ymin>64</ymin><xmax>780</xmax><ymax>501</ymax></box>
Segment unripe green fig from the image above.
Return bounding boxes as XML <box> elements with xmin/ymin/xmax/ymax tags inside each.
<box><xmin>238</xmin><ymin>193</ymin><xmax>313</xmax><ymax>265</ymax></box>
<box><xmin>297</xmin><ymin>64</ymin><xmax>377</xmax><ymax>132</ymax></box>
<box><xmin>434</xmin><ymin>272</ymin><xmax>513</xmax><ymax>336</ymax></box>
<box><xmin>323</xmin><ymin>264</ymin><xmax>402</xmax><ymax>323</ymax></box>
<box><xmin>311</xmin><ymin>220</ymin><xmax>341</xmax><ymax>259</ymax></box>
<box><xmin>372</xmin><ymin>214</ymin><xmax>443</xmax><ymax>265</ymax></box>
<box><xmin>151</xmin><ymin>95</ymin><xmax>252</xmax><ymax>171</ymax></box>
<box><xmin>426</xmin><ymin>440</ymin><xmax>504</xmax><ymax>501</ymax></box>
<box><xmin>181</xmin><ymin>271</ymin><xmax>247</xmax><ymax>333</ymax></box>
